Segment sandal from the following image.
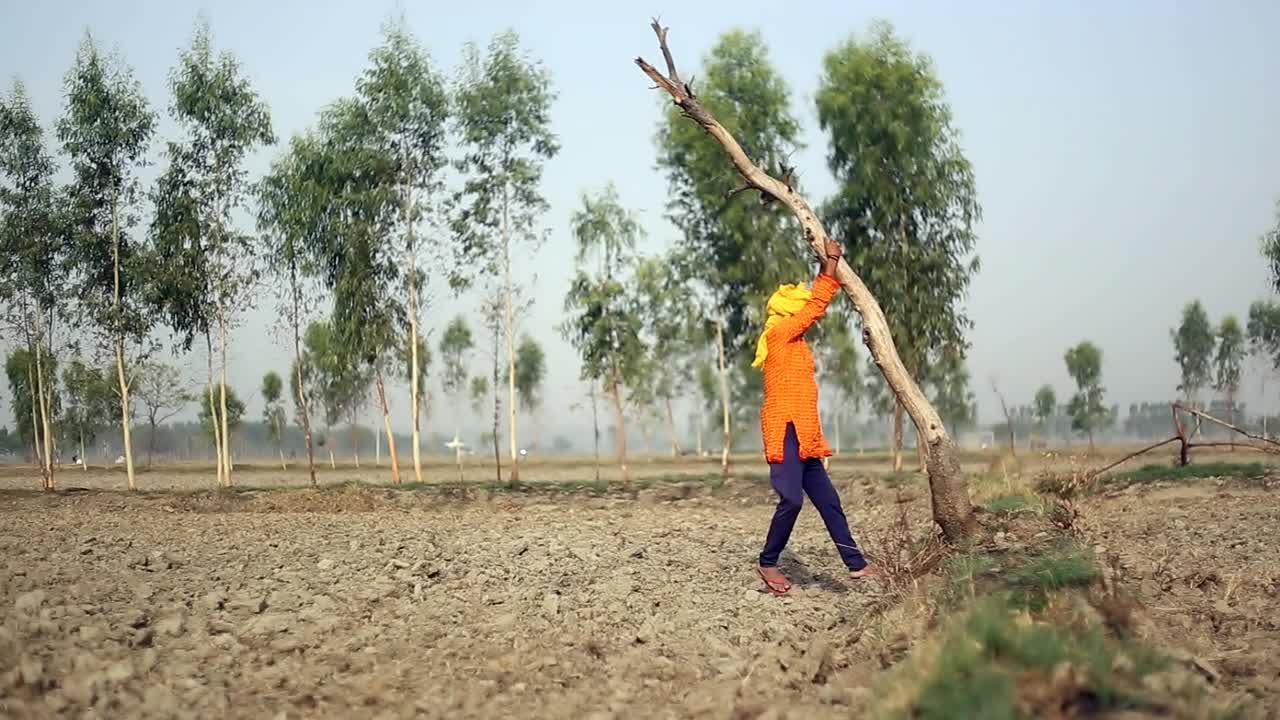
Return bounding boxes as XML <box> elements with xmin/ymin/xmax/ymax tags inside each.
<box><xmin>756</xmin><ymin>565</ymin><xmax>792</xmax><ymax>595</ymax></box>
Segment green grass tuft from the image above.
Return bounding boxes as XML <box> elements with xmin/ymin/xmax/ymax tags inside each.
<box><xmin>895</xmin><ymin>597</ymin><xmax>1171</xmax><ymax>720</ymax></box>
<box><xmin>984</xmin><ymin>493</ymin><xmax>1040</xmax><ymax>516</ymax></box>
<box><xmin>1114</xmin><ymin>461</ymin><xmax>1265</xmax><ymax>485</ymax></box>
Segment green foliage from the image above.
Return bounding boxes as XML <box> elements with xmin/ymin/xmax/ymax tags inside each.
<box><xmin>262</xmin><ymin>371</ymin><xmax>287</xmax><ymax>452</ymax></box>
<box><xmin>0</xmin><ymin>81</ymin><xmax>64</xmax><ymax>329</ymax></box>
<box><xmin>403</xmin><ymin>334</ymin><xmax>431</xmax><ymax>384</ymax></box>
<box><xmin>61</xmin><ymin>357</ymin><xmax>112</xmax><ymax>448</ymax></box>
<box><xmin>5</xmin><ymin>348</ymin><xmax>60</xmax><ymax>447</ymax></box>
<box><xmin>984</xmin><ymin>493</ymin><xmax>1039</xmax><ymax>516</ymax></box>
<box><xmin>1032</xmin><ymin>385</ymin><xmax>1056</xmax><ymax>426</ymax></box>
<box><xmin>1261</xmin><ymin>197</ymin><xmax>1280</xmax><ymax>293</ymax></box>
<box><xmin>928</xmin><ymin>354</ymin><xmax>976</xmax><ymax>434</ymax></box>
<box><xmin>1064</xmin><ymin>341</ymin><xmax>1107</xmax><ymax>441</ymax></box>
<box><xmin>655</xmin><ymin>30</ymin><xmax>806</xmax><ymax>352</ymax></box>
<box><xmin>561</xmin><ymin>185</ymin><xmax>648</xmax><ymax>391</ymax></box>
<box><xmin>300</xmin><ymin>320</ymin><xmax>370</xmax><ymax>427</ymax></box>
<box><xmin>819</xmin><ymin>318</ymin><xmax>862</xmax><ymax>418</ymax></box>
<box><xmin>816</xmin><ymin>20</ymin><xmax>980</xmax><ymax>386</ymax></box>
<box><xmin>440</xmin><ymin>316</ymin><xmax>473</xmax><ymax>401</ymax></box>
<box><xmin>1171</xmin><ymin>300</ymin><xmax>1214</xmax><ymax>401</ymax></box>
<box><xmin>514</xmin><ymin>335</ymin><xmax>544</xmax><ymax>413</ymax></box>
<box><xmin>149</xmin><ymin>22</ymin><xmax>274</xmax><ymax>353</ymax></box>
<box><xmin>57</xmin><ymin>34</ymin><xmax>156</xmax><ymax>346</ymax></box>
<box><xmin>261</xmin><ymin>371</ymin><xmax>283</xmax><ymax>404</ymax></box>
<box><xmin>899</xmin><ymin>595</ymin><xmax>1168</xmax><ymax>719</ymax></box>
<box><xmin>197</xmin><ymin>383</ymin><xmax>244</xmax><ymax>439</ymax></box>
<box><xmin>469</xmin><ymin>375</ymin><xmax>489</xmax><ymax>416</ymax></box>
<box><xmin>1214</xmin><ymin>314</ymin><xmax>1244</xmax><ymax>400</ymax></box>
<box><xmin>1245</xmin><ymin>300</ymin><xmax>1280</xmax><ymax>369</ymax></box>
<box><xmin>451</xmin><ymin>29</ymin><xmax>559</xmax><ymax>281</ymax></box>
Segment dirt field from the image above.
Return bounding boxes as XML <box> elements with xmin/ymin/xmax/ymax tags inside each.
<box><xmin>2</xmin><ymin>456</ymin><xmax>1278</xmax><ymax>718</ymax></box>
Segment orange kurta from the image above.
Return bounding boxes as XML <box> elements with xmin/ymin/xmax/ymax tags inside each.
<box><xmin>759</xmin><ymin>273</ymin><xmax>839</xmax><ymax>464</ymax></box>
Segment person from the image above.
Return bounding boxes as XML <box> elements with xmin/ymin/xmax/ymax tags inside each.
<box><xmin>753</xmin><ymin>237</ymin><xmax>877</xmax><ymax>594</ymax></box>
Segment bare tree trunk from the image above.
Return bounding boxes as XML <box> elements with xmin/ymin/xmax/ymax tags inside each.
<box><xmin>665</xmin><ymin>396</ymin><xmax>680</xmax><ymax>457</ymax></box>
<box><xmin>610</xmin><ymin>368</ymin><xmax>629</xmax><ymax>490</ymax></box>
<box><xmin>892</xmin><ymin>401</ymin><xmax>904</xmax><ymax>472</ymax></box>
<box><xmin>32</xmin><ymin>323</ymin><xmax>54</xmax><ymax>488</ymax></box>
<box><xmin>289</xmin><ymin>264</ymin><xmax>317</xmax><ymax>486</ymax></box>
<box><xmin>25</xmin><ymin>356</ymin><xmax>46</xmax><ymax>488</ymax></box>
<box><xmin>374</xmin><ymin>369</ymin><xmax>401</xmax><ymax>484</ymax></box>
<box><xmin>329</xmin><ymin>448</ymin><xmax>336</xmax><ymax>469</ymax></box>
<box><xmin>205</xmin><ymin>333</ymin><xmax>223</xmax><ymax>486</ymax></box>
<box><xmin>502</xmin><ymin>209</ymin><xmax>520</xmax><ymax>484</ymax></box>
<box><xmin>715</xmin><ymin>321</ymin><xmax>731</xmax><ymax>478</ymax></box>
<box><xmin>637</xmin><ymin>30</ymin><xmax>974</xmax><ymax>539</ymax></box>
<box><xmin>218</xmin><ymin>315</ymin><xmax>232</xmax><ymax>486</ymax></box>
<box><xmin>147</xmin><ymin>417</ymin><xmax>157</xmax><ymax>468</ymax></box>
<box><xmin>404</xmin><ymin>175</ymin><xmax>425</xmax><ymax>485</ymax></box>
<box><xmin>589</xmin><ymin>382</ymin><xmax>601</xmax><ymax>483</ymax></box>
<box><xmin>492</xmin><ymin>320</ymin><xmax>503</xmax><ymax>485</ymax></box>
<box><xmin>349</xmin><ymin>409</ymin><xmax>360</xmax><ymax>468</ymax></box>
<box><xmin>111</xmin><ymin>199</ymin><xmax>136</xmax><ymax>491</ymax></box>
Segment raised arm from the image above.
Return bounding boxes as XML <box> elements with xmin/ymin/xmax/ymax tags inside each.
<box><xmin>765</xmin><ymin>239</ymin><xmax>844</xmax><ymax>343</ymax></box>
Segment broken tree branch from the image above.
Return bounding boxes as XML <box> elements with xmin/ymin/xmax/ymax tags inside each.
<box><xmin>1173</xmin><ymin>403</ymin><xmax>1280</xmax><ymax>449</ymax></box>
<box><xmin>1086</xmin><ymin>404</ymin><xmax>1279</xmax><ymax>481</ymax></box>
<box><xmin>635</xmin><ymin>19</ymin><xmax>975</xmax><ymax>540</ymax></box>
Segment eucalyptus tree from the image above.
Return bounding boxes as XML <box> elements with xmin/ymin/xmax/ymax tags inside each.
<box><xmin>57</xmin><ymin>34</ymin><xmax>157</xmax><ymax>490</ymax></box>
<box><xmin>149</xmin><ymin>22</ymin><xmax>273</xmax><ymax>487</ymax></box>
<box><xmin>453</xmin><ymin>29</ymin><xmax>559</xmax><ymax>482</ymax></box>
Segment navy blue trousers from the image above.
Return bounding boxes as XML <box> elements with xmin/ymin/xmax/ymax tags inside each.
<box><xmin>759</xmin><ymin>423</ymin><xmax>867</xmax><ymax>571</ymax></box>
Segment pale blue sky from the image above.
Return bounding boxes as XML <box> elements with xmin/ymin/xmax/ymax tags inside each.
<box><xmin>3</xmin><ymin>1</ymin><xmax>1279</xmax><ymax>439</ymax></box>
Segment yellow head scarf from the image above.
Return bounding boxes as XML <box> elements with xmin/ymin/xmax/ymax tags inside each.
<box><xmin>751</xmin><ymin>283</ymin><xmax>811</xmax><ymax>369</ymax></box>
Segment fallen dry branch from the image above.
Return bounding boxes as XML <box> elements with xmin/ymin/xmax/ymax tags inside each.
<box><xmin>1085</xmin><ymin>404</ymin><xmax>1280</xmax><ymax>481</ymax></box>
<box><xmin>635</xmin><ymin>19</ymin><xmax>974</xmax><ymax>540</ymax></box>
<box><xmin>1172</xmin><ymin>403</ymin><xmax>1280</xmax><ymax>449</ymax></box>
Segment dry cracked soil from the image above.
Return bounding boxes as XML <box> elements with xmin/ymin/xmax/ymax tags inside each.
<box><xmin>1</xmin><ymin>470</ymin><xmax>1278</xmax><ymax>719</ymax></box>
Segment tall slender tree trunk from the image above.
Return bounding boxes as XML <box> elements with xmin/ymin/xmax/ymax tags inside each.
<box><xmin>715</xmin><ymin>321</ymin><xmax>731</xmax><ymax>478</ymax></box>
<box><xmin>111</xmin><ymin>199</ymin><xmax>136</xmax><ymax>491</ymax></box>
<box><xmin>892</xmin><ymin>401</ymin><xmax>905</xmax><ymax>472</ymax></box>
<box><xmin>665</xmin><ymin>397</ymin><xmax>680</xmax><ymax>457</ymax></box>
<box><xmin>79</xmin><ymin>431</ymin><xmax>86</xmax><ymax>472</ymax></box>
<box><xmin>350</xmin><ymin>408</ymin><xmax>360</xmax><ymax>468</ymax></box>
<box><xmin>374</xmin><ymin>369</ymin><xmax>401</xmax><ymax>484</ymax></box>
<box><xmin>492</xmin><ymin>342</ymin><xmax>503</xmax><ymax>486</ymax></box>
<box><xmin>609</xmin><ymin>368</ymin><xmax>629</xmax><ymax>490</ymax></box>
<box><xmin>25</xmin><ymin>356</ymin><xmax>46</xmax><ymax>488</ymax></box>
<box><xmin>148</xmin><ymin>418</ymin><xmax>157</xmax><ymax>468</ymax></box>
<box><xmin>218</xmin><ymin>314</ymin><xmax>232</xmax><ymax>486</ymax></box>
<box><xmin>32</xmin><ymin>320</ymin><xmax>54</xmax><ymax>488</ymax></box>
<box><xmin>205</xmin><ymin>334</ymin><xmax>223</xmax><ymax>486</ymax></box>
<box><xmin>501</xmin><ymin>190</ymin><xmax>520</xmax><ymax>483</ymax></box>
<box><xmin>589</xmin><ymin>382</ymin><xmax>602</xmax><ymax>483</ymax></box>
<box><xmin>406</xmin><ymin>193</ymin><xmax>424</xmax><ymax>484</ymax></box>
<box><xmin>289</xmin><ymin>264</ymin><xmax>317</xmax><ymax>486</ymax></box>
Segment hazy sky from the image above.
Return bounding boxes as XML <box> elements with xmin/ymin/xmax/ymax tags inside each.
<box><xmin>3</xmin><ymin>1</ymin><xmax>1279</xmax><ymax>441</ymax></box>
